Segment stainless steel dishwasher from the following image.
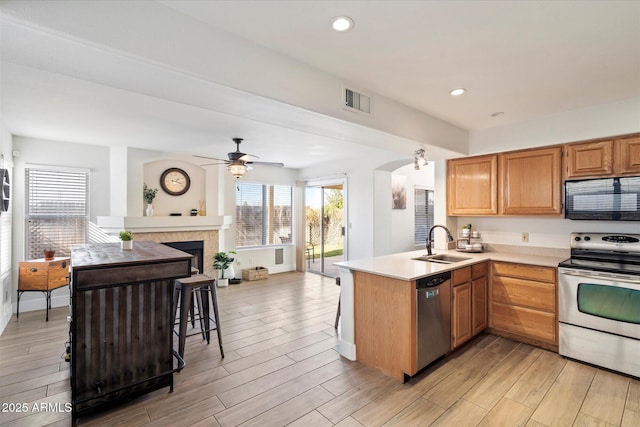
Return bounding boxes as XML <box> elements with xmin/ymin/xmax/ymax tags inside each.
<box><xmin>416</xmin><ymin>271</ymin><xmax>451</xmax><ymax>372</ymax></box>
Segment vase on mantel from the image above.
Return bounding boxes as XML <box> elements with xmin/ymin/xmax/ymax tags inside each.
<box><xmin>145</xmin><ymin>204</ymin><xmax>154</xmax><ymax>217</ymax></box>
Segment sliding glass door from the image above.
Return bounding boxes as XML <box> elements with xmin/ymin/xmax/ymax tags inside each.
<box><xmin>305</xmin><ymin>183</ymin><xmax>344</xmax><ymax>277</ymax></box>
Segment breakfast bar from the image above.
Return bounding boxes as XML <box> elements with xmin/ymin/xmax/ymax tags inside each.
<box><xmin>335</xmin><ymin>248</ymin><xmax>566</xmax><ymax>381</ymax></box>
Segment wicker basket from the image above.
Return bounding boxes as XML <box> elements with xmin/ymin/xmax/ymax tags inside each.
<box><xmin>242</xmin><ymin>267</ymin><xmax>269</xmax><ymax>281</ymax></box>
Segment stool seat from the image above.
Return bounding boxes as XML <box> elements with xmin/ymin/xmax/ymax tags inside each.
<box><xmin>174</xmin><ymin>274</ymin><xmax>224</xmax><ymax>363</ymax></box>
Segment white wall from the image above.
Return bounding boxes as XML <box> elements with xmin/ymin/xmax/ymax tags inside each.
<box><xmin>0</xmin><ymin>127</ymin><xmax>14</xmax><ymax>333</ymax></box>
<box><xmin>11</xmin><ymin>137</ymin><xmax>111</xmax><ymax>314</ymax></box>
<box><xmin>143</xmin><ymin>159</ymin><xmax>206</xmax><ymax>216</ymax></box>
<box><xmin>374</xmin><ymin>162</ymin><xmax>436</xmax><ymax>256</ymax></box>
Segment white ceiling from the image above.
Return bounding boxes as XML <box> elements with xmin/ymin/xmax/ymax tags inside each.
<box><xmin>1</xmin><ymin>1</ymin><xmax>639</xmax><ymax>169</ymax></box>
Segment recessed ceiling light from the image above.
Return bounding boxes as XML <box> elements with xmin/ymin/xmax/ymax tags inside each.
<box><xmin>490</xmin><ymin>111</ymin><xmax>505</xmax><ymax>117</ymax></box>
<box><xmin>449</xmin><ymin>88</ymin><xmax>466</xmax><ymax>96</ymax></box>
<box><xmin>332</xmin><ymin>16</ymin><xmax>354</xmax><ymax>32</ymax></box>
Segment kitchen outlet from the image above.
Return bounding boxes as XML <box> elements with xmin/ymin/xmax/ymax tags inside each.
<box><xmin>521</xmin><ymin>232</ymin><xmax>529</xmax><ymax>243</ymax></box>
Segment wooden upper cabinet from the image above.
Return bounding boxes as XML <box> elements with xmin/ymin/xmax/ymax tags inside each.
<box><xmin>565</xmin><ymin>140</ymin><xmax>614</xmax><ymax>178</ymax></box>
<box><xmin>565</xmin><ymin>136</ymin><xmax>640</xmax><ymax>178</ymax></box>
<box><xmin>615</xmin><ymin>136</ymin><xmax>640</xmax><ymax>175</ymax></box>
<box><xmin>447</xmin><ymin>154</ymin><xmax>498</xmax><ymax>216</ymax></box>
<box><xmin>500</xmin><ymin>147</ymin><xmax>562</xmax><ymax>215</ymax></box>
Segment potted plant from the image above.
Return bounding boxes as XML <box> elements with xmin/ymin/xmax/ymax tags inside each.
<box><xmin>213</xmin><ymin>250</ymin><xmax>237</xmax><ymax>287</ymax></box>
<box><xmin>143</xmin><ymin>183</ymin><xmax>159</xmax><ymax>216</ymax></box>
<box><xmin>119</xmin><ymin>230</ymin><xmax>133</xmax><ymax>250</ymax></box>
<box><xmin>43</xmin><ymin>248</ymin><xmax>56</xmax><ymax>260</ymax></box>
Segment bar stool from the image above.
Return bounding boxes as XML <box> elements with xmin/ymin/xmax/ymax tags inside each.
<box><xmin>173</xmin><ymin>274</ymin><xmax>224</xmax><ymax>362</ymax></box>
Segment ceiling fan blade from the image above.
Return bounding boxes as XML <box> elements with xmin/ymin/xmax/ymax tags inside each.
<box><xmin>239</xmin><ymin>153</ymin><xmax>259</xmax><ymax>161</ymax></box>
<box><xmin>193</xmin><ymin>154</ymin><xmax>228</xmax><ymax>162</ymax></box>
<box><xmin>246</xmin><ymin>161</ymin><xmax>284</xmax><ymax>167</ymax></box>
<box><xmin>199</xmin><ymin>162</ymin><xmax>229</xmax><ymax>166</ymax></box>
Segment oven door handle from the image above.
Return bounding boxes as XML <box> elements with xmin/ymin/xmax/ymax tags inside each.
<box><xmin>560</xmin><ymin>269</ymin><xmax>640</xmax><ymax>284</ymax></box>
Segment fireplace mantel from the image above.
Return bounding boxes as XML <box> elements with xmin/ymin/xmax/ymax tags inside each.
<box><xmin>97</xmin><ymin>215</ymin><xmax>232</xmax><ymax>234</ymax></box>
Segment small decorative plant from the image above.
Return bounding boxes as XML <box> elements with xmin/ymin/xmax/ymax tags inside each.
<box><xmin>213</xmin><ymin>251</ymin><xmax>237</xmax><ymax>278</ymax></box>
<box><xmin>143</xmin><ymin>183</ymin><xmax>159</xmax><ymax>205</ymax></box>
<box><xmin>119</xmin><ymin>230</ymin><xmax>133</xmax><ymax>241</ymax></box>
<box><xmin>43</xmin><ymin>248</ymin><xmax>56</xmax><ymax>260</ymax></box>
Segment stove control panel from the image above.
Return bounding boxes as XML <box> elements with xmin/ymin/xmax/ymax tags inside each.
<box><xmin>571</xmin><ymin>233</ymin><xmax>640</xmax><ymax>252</ymax></box>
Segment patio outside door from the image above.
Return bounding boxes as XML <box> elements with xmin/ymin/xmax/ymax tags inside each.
<box><xmin>305</xmin><ymin>183</ymin><xmax>344</xmax><ymax>278</ymax></box>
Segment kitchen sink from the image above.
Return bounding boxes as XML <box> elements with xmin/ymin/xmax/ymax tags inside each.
<box><xmin>412</xmin><ymin>254</ymin><xmax>471</xmax><ymax>264</ymax></box>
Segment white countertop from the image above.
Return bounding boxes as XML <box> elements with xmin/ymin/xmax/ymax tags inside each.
<box><xmin>335</xmin><ymin>248</ymin><xmax>568</xmax><ymax>281</ymax></box>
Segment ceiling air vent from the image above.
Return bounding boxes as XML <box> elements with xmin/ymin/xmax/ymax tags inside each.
<box><xmin>344</xmin><ymin>87</ymin><xmax>371</xmax><ymax>114</ymax></box>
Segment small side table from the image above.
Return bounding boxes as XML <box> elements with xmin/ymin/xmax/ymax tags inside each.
<box><xmin>18</xmin><ymin>257</ymin><xmax>70</xmax><ymax>321</ymax></box>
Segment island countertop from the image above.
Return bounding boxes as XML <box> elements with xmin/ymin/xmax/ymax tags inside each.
<box><xmin>335</xmin><ymin>247</ymin><xmax>568</xmax><ymax>281</ymax></box>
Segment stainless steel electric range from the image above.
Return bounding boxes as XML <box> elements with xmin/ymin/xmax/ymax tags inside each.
<box><xmin>558</xmin><ymin>233</ymin><xmax>640</xmax><ymax>378</ymax></box>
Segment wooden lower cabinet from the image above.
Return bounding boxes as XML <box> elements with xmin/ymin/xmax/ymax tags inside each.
<box><xmin>354</xmin><ymin>271</ymin><xmax>415</xmax><ymax>381</ymax></box>
<box><xmin>472</xmin><ymin>275</ymin><xmax>488</xmax><ymax>335</ymax></box>
<box><xmin>452</xmin><ymin>262</ymin><xmax>488</xmax><ymax>350</ymax></box>
<box><xmin>489</xmin><ymin>261</ymin><xmax>558</xmax><ymax>350</ymax></box>
<box><xmin>452</xmin><ymin>281</ymin><xmax>472</xmax><ymax>348</ymax></box>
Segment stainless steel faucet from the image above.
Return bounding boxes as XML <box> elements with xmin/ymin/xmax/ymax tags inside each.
<box><xmin>426</xmin><ymin>225</ymin><xmax>455</xmax><ymax>255</ymax></box>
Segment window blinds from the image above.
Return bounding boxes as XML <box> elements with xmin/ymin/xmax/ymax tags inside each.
<box><xmin>414</xmin><ymin>188</ymin><xmax>434</xmax><ymax>245</ymax></box>
<box><xmin>25</xmin><ymin>168</ymin><xmax>89</xmax><ymax>259</ymax></box>
<box><xmin>236</xmin><ymin>183</ymin><xmax>292</xmax><ymax>247</ymax></box>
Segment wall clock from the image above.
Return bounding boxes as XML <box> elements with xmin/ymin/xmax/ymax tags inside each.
<box><xmin>160</xmin><ymin>168</ymin><xmax>190</xmax><ymax>196</ymax></box>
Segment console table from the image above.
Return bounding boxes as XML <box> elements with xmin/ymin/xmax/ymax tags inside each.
<box><xmin>18</xmin><ymin>257</ymin><xmax>70</xmax><ymax>321</ymax></box>
<box><xmin>70</xmin><ymin>241</ymin><xmax>192</xmax><ymax>424</ymax></box>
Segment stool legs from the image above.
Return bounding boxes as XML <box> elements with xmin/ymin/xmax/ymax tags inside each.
<box><xmin>177</xmin><ymin>284</ymin><xmax>193</xmax><ymax>361</ymax></box>
<box><xmin>209</xmin><ymin>283</ymin><xmax>224</xmax><ymax>358</ymax></box>
<box><xmin>173</xmin><ymin>277</ymin><xmax>224</xmax><ymax>361</ymax></box>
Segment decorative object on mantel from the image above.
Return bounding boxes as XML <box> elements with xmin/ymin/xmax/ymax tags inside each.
<box><xmin>43</xmin><ymin>249</ymin><xmax>56</xmax><ymax>260</ymax></box>
<box><xmin>160</xmin><ymin>167</ymin><xmax>190</xmax><ymax>196</ymax></box>
<box><xmin>169</xmin><ymin>213</ymin><xmax>182</xmax><ymax>216</ymax></box>
<box><xmin>190</xmin><ymin>209</ymin><xmax>198</xmax><ymax>216</ymax></box>
<box><xmin>143</xmin><ymin>183</ymin><xmax>158</xmax><ymax>217</ymax></box>
<box><xmin>119</xmin><ymin>230</ymin><xmax>133</xmax><ymax>250</ymax></box>
<box><xmin>213</xmin><ymin>251</ymin><xmax>237</xmax><ymax>287</ymax></box>
<box><xmin>198</xmin><ymin>200</ymin><xmax>206</xmax><ymax>216</ymax></box>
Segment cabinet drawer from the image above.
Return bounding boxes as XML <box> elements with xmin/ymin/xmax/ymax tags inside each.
<box><xmin>471</xmin><ymin>262</ymin><xmax>488</xmax><ymax>279</ymax></box>
<box><xmin>491</xmin><ymin>302</ymin><xmax>556</xmax><ymax>344</ymax></box>
<box><xmin>453</xmin><ymin>267</ymin><xmax>471</xmax><ymax>286</ymax></box>
<box><xmin>19</xmin><ymin>263</ymin><xmax>49</xmax><ymax>290</ymax></box>
<box><xmin>492</xmin><ymin>276</ymin><xmax>555</xmax><ymax>312</ymax></box>
<box><xmin>492</xmin><ymin>262</ymin><xmax>556</xmax><ymax>283</ymax></box>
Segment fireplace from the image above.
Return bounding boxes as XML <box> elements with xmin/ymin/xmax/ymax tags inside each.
<box><xmin>161</xmin><ymin>241</ymin><xmax>204</xmax><ymax>274</ymax></box>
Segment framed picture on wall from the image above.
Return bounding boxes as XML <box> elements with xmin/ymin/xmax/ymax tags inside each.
<box><xmin>392</xmin><ymin>174</ymin><xmax>406</xmax><ymax>209</ymax></box>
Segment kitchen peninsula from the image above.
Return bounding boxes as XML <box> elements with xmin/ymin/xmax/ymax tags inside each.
<box><xmin>335</xmin><ymin>247</ymin><xmax>567</xmax><ymax>381</ymax></box>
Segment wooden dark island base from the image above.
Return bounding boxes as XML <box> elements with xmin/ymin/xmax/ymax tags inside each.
<box><xmin>70</xmin><ymin>241</ymin><xmax>192</xmax><ymax>425</ymax></box>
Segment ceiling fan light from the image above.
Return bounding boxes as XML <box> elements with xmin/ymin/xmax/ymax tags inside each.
<box><xmin>228</xmin><ymin>162</ymin><xmax>247</xmax><ymax>179</ymax></box>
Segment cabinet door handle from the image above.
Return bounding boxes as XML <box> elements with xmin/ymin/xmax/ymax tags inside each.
<box><xmin>30</xmin><ymin>268</ymin><xmax>38</xmax><ymax>273</ymax></box>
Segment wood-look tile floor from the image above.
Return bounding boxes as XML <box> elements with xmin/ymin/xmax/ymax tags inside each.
<box><xmin>1</xmin><ymin>272</ymin><xmax>639</xmax><ymax>427</ymax></box>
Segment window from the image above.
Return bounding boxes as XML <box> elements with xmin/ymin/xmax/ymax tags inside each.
<box><xmin>236</xmin><ymin>183</ymin><xmax>292</xmax><ymax>247</ymax></box>
<box><xmin>414</xmin><ymin>188</ymin><xmax>434</xmax><ymax>245</ymax></box>
<box><xmin>26</xmin><ymin>167</ymin><xmax>89</xmax><ymax>259</ymax></box>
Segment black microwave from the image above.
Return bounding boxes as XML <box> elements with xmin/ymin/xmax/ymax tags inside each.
<box><xmin>565</xmin><ymin>176</ymin><xmax>640</xmax><ymax>220</ymax></box>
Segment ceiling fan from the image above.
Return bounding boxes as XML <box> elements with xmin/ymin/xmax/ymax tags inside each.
<box><xmin>194</xmin><ymin>138</ymin><xmax>284</xmax><ymax>179</ymax></box>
